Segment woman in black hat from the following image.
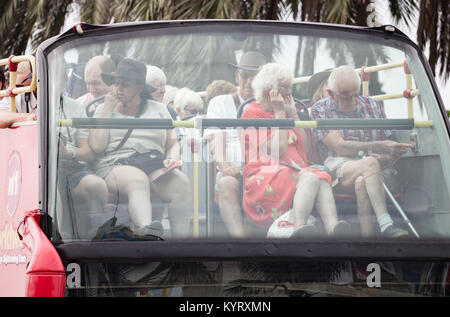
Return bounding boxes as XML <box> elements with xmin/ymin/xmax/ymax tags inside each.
<box><xmin>307</xmin><ymin>70</ymin><xmax>331</xmax><ymax>105</ymax></box>
<box><xmin>88</xmin><ymin>58</ymin><xmax>192</xmax><ymax>239</ymax></box>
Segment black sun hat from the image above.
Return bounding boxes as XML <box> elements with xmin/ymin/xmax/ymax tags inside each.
<box><xmin>307</xmin><ymin>69</ymin><xmax>332</xmax><ymax>100</ymax></box>
<box><xmin>102</xmin><ymin>58</ymin><xmax>157</xmax><ymax>93</ymax></box>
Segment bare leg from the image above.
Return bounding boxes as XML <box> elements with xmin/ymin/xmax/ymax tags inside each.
<box><xmin>105</xmin><ymin>166</ymin><xmax>152</xmax><ymax>230</ymax></box>
<box><xmin>217</xmin><ymin>176</ymin><xmax>245</xmax><ymax>238</ymax></box>
<box><xmin>292</xmin><ymin>172</ymin><xmax>320</xmax><ymax>231</ymax></box>
<box><xmin>354</xmin><ymin>176</ymin><xmax>375</xmax><ymax>237</ymax></box>
<box><xmin>314</xmin><ymin>180</ymin><xmax>339</xmax><ymax>235</ymax></box>
<box><xmin>341</xmin><ymin>157</ymin><xmax>389</xmax><ymax>218</ymax></box>
<box><xmin>150</xmin><ymin>169</ymin><xmax>192</xmax><ymax>238</ymax></box>
<box><xmin>72</xmin><ymin>174</ymin><xmax>108</xmax><ymax>211</ymax></box>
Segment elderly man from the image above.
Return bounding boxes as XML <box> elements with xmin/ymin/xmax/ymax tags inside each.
<box><xmin>77</xmin><ymin>55</ymin><xmax>116</xmax><ymax>116</ymax></box>
<box><xmin>310</xmin><ymin>65</ymin><xmax>414</xmax><ymax>238</ymax></box>
<box><xmin>0</xmin><ymin>61</ymin><xmax>36</xmax><ymax>128</ymax></box>
<box><xmin>204</xmin><ymin>51</ymin><xmax>267</xmax><ymax>238</ymax></box>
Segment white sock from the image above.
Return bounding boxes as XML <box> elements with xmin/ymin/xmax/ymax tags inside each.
<box><xmin>377</xmin><ymin>213</ymin><xmax>394</xmax><ymax>232</ymax></box>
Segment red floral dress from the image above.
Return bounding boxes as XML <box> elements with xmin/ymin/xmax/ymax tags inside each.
<box><xmin>240</xmin><ymin>101</ymin><xmax>331</xmax><ymax>228</ymax></box>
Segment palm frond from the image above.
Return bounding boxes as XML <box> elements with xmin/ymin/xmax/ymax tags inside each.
<box><xmin>388</xmin><ymin>0</ymin><xmax>418</xmax><ymax>27</ymax></box>
<box><xmin>417</xmin><ymin>0</ymin><xmax>450</xmax><ymax>81</ymax></box>
<box><xmin>80</xmin><ymin>0</ymin><xmax>115</xmax><ymax>24</ymax></box>
<box><xmin>30</xmin><ymin>0</ymin><xmax>73</xmax><ymax>50</ymax></box>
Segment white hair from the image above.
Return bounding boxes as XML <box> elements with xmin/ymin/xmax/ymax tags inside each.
<box><xmin>173</xmin><ymin>87</ymin><xmax>204</xmax><ymax>112</ymax></box>
<box><xmin>146</xmin><ymin>65</ymin><xmax>166</xmax><ymax>85</ymax></box>
<box><xmin>327</xmin><ymin>65</ymin><xmax>361</xmax><ymax>93</ymax></box>
<box><xmin>162</xmin><ymin>85</ymin><xmax>179</xmax><ymax>106</ymax></box>
<box><xmin>252</xmin><ymin>63</ymin><xmax>293</xmax><ymax>101</ymax></box>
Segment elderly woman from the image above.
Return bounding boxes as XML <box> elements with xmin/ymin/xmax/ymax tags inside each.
<box><xmin>174</xmin><ymin>87</ymin><xmax>204</xmax><ymax>119</ymax></box>
<box><xmin>88</xmin><ymin>58</ymin><xmax>192</xmax><ymax>239</ymax></box>
<box><xmin>146</xmin><ymin>65</ymin><xmax>167</xmax><ymax>102</ymax></box>
<box><xmin>162</xmin><ymin>85</ymin><xmax>179</xmax><ymax>110</ymax></box>
<box><xmin>240</xmin><ymin>63</ymin><xmax>350</xmax><ymax>237</ymax></box>
<box><xmin>307</xmin><ymin>69</ymin><xmax>331</xmax><ymax>105</ymax></box>
<box><xmin>205</xmin><ymin>80</ymin><xmax>237</xmax><ymax>105</ymax></box>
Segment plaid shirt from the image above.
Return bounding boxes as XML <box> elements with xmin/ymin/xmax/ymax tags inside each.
<box><xmin>310</xmin><ymin>96</ymin><xmax>392</xmax><ymax>163</ymax></box>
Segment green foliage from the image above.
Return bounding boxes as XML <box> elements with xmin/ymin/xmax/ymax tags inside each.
<box><xmin>0</xmin><ymin>0</ymin><xmax>447</xmax><ymax>85</ymax></box>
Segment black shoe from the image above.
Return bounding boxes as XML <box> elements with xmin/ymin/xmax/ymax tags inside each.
<box><xmin>382</xmin><ymin>225</ymin><xmax>409</xmax><ymax>238</ymax></box>
<box><xmin>291</xmin><ymin>224</ymin><xmax>318</xmax><ymax>238</ymax></box>
<box><xmin>133</xmin><ymin>221</ymin><xmax>164</xmax><ymax>241</ymax></box>
<box><xmin>332</xmin><ymin>220</ymin><xmax>352</xmax><ymax>237</ymax></box>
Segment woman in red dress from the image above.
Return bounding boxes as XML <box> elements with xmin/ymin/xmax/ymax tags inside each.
<box><xmin>240</xmin><ymin>63</ymin><xmax>350</xmax><ymax>237</ymax></box>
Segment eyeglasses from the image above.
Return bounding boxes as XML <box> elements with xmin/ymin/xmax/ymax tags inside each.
<box><xmin>185</xmin><ymin>108</ymin><xmax>201</xmax><ymax>115</ymax></box>
<box><xmin>333</xmin><ymin>92</ymin><xmax>359</xmax><ymax>102</ymax></box>
<box><xmin>16</xmin><ymin>72</ymin><xmax>33</xmax><ymax>88</ymax></box>
<box><xmin>238</xmin><ymin>70</ymin><xmax>257</xmax><ymax>80</ymax></box>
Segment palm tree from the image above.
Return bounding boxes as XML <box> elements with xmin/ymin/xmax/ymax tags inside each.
<box><xmin>0</xmin><ymin>0</ymin><xmax>73</xmax><ymax>57</ymax></box>
<box><xmin>0</xmin><ymin>0</ymin><xmax>448</xmax><ymax>83</ymax></box>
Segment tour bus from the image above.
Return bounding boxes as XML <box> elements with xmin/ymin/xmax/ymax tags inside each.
<box><xmin>0</xmin><ymin>20</ymin><xmax>449</xmax><ymax>297</ymax></box>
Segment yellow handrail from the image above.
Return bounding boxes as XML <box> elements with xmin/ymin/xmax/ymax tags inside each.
<box><xmin>0</xmin><ymin>55</ymin><xmax>37</xmax><ymax>112</ymax></box>
<box><xmin>197</xmin><ymin>60</ymin><xmax>417</xmax><ymax>107</ymax></box>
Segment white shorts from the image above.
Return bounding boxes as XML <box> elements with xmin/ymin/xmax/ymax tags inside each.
<box><xmin>324</xmin><ymin>156</ymin><xmax>360</xmax><ymax>187</ymax></box>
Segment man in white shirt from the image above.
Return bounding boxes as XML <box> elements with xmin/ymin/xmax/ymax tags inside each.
<box><xmin>0</xmin><ymin>62</ymin><xmax>37</xmax><ymax>128</ymax></box>
<box><xmin>204</xmin><ymin>51</ymin><xmax>266</xmax><ymax>237</ymax></box>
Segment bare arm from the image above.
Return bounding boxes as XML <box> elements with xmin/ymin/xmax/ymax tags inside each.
<box><xmin>75</xmin><ymin>138</ymin><xmax>96</xmax><ymax>162</ymax></box>
<box><xmin>260</xmin><ymin>89</ymin><xmax>289</xmax><ymax>157</ymax></box>
<box><xmin>209</xmin><ymin>131</ymin><xmax>241</xmax><ymax>177</ymax></box>
<box><xmin>0</xmin><ymin>110</ymin><xmax>36</xmax><ymax>129</ymax></box>
<box><xmin>88</xmin><ymin>95</ymin><xmax>118</xmax><ymax>154</ymax></box>
<box><xmin>322</xmin><ymin>130</ymin><xmax>413</xmax><ymax>157</ymax></box>
<box><xmin>163</xmin><ymin>128</ymin><xmax>181</xmax><ymax>167</ymax></box>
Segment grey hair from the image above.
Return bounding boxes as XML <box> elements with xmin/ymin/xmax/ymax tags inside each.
<box><xmin>327</xmin><ymin>65</ymin><xmax>361</xmax><ymax>93</ymax></box>
<box><xmin>85</xmin><ymin>55</ymin><xmax>115</xmax><ymax>77</ymax></box>
<box><xmin>252</xmin><ymin>63</ymin><xmax>293</xmax><ymax>101</ymax></box>
<box><xmin>162</xmin><ymin>85</ymin><xmax>179</xmax><ymax>106</ymax></box>
<box><xmin>146</xmin><ymin>65</ymin><xmax>167</xmax><ymax>85</ymax></box>
<box><xmin>174</xmin><ymin>87</ymin><xmax>204</xmax><ymax>112</ymax></box>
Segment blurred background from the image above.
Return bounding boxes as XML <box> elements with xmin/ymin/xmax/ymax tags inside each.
<box><xmin>0</xmin><ymin>0</ymin><xmax>447</xmax><ymax>108</ymax></box>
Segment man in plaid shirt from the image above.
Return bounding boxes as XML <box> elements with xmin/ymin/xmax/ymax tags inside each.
<box><xmin>310</xmin><ymin>66</ymin><xmax>413</xmax><ymax>238</ymax></box>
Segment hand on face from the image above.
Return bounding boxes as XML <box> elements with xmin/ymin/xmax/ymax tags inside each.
<box><xmin>283</xmin><ymin>94</ymin><xmax>297</xmax><ymax>118</ymax></box>
<box><xmin>268</xmin><ymin>88</ymin><xmax>285</xmax><ymax>112</ymax></box>
<box><xmin>104</xmin><ymin>93</ymin><xmax>121</xmax><ymax>110</ymax></box>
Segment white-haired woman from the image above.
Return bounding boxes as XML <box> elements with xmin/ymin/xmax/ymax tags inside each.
<box><xmin>162</xmin><ymin>85</ymin><xmax>179</xmax><ymax>110</ymax></box>
<box><xmin>174</xmin><ymin>87</ymin><xmax>204</xmax><ymax>119</ymax></box>
<box><xmin>146</xmin><ymin>65</ymin><xmax>167</xmax><ymax>103</ymax></box>
<box><xmin>240</xmin><ymin>63</ymin><xmax>350</xmax><ymax>237</ymax></box>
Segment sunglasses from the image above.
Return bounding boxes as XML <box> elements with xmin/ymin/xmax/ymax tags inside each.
<box><xmin>185</xmin><ymin>108</ymin><xmax>201</xmax><ymax>115</ymax></box>
<box><xmin>16</xmin><ymin>72</ymin><xmax>33</xmax><ymax>88</ymax></box>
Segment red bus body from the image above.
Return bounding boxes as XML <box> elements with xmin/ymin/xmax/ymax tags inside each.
<box><xmin>0</xmin><ymin>123</ymin><xmax>65</xmax><ymax>297</ymax></box>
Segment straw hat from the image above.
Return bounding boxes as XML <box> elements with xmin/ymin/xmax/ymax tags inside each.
<box><xmin>229</xmin><ymin>51</ymin><xmax>267</xmax><ymax>71</ymax></box>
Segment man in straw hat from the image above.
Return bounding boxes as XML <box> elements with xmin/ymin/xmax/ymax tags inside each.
<box><xmin>204</xmin><ymin>51</ymin><xmax>267</xmax><ymax>238</ymax></box>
